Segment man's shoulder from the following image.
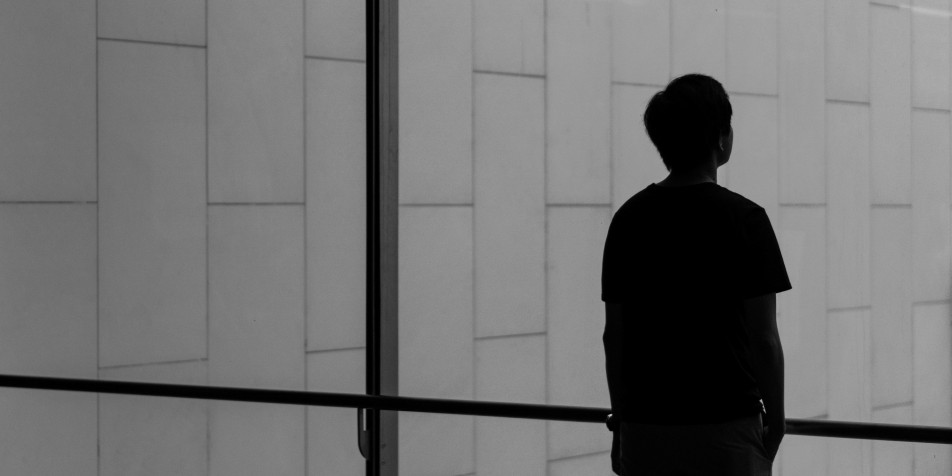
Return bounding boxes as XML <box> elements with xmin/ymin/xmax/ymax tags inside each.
<box><xmin>709</xmin><ymin>185</ymin><xmax>764</xmax><ymax>214</ymax></box>
<box><xmin>614</xmin><ymin>183</ymin><xmax>764</xmax><ymax>216</ymax></box>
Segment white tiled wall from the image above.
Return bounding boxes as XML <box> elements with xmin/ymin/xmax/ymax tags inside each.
<box><xmin>872</xmin><ymin>405</ymin><xmax>914</xmax><ymax>476</ymax></box>
<box><xmin>671</xmin><ymin>0</ymin><xmax>727</xmax><ymax>79</ymax></box>
<box><xmin>611</xmin><ymin>0</ymin><xmax>669</xmax><ymax>86</ymax></box>
<box><xmin>208</xmin><ymin>0</ymin><xmax>304</xmax><ymax>203</ymax></box>
<box><xmin>778</xmin><ymin>206</ymin><xmax>828</xmax><ymax>419</ymax></box>
<box><xmin>913</xmin><ymin>302</ymin><xmax>952</xmax><ymax>473</ymax></box>
<box><xmin>0</xmin><ymin>389</ymin><xmax>97</xmax><ymax>476</ymax></box>
<box><xmin>726</xmin><ymin>0</ymin><xmax>778</xmax><ymax>96</ymax></box>
<box><xmin>827</xmin><ymin>0</ymin><xmax>870</xmax><ymax>102</ymax></box>
<box><xmin>546</xmin><ymin>0</ymin><xmax>612</xmax><ymax>205</ymax></box>
<box><xmin>546</xmin><ymin>207</ymin><xmax>612</xmax><ymax>460</ymax></box>
<box><xmin>476</xmin><ymin>336</ymin><xmax>547</xmax><ymax>476</ymax></box>
<box><xmin>99</xmin><ymin>361</ymin><xmax>208</xmax><ymax>476</ymax></box>
<box><xmin>912</xmin><ymin>0</ymin><xmax>951</xmax><ymax>110</ymax></box>
<box><xmin>98</xmin><ymin>0</ymin><xmax>205</xmax><ymax>46</ymax></box>
<box><xmin>611</xmin><ymin>85</ymin><xmax>668</xmax><ymax>211</ymax></box>
<box><xmin>399</xmin><ymin>1</ymin><xmax>952</xmax><ymax>473</ymax></box>
<box><xmin>307</xmin><ymin>348</ymin><xmax>366</xmax><ymax>476</ymax></box>
<box><xmin>473</xmin><ymin>0</ymin><xmax>544</xmax><ymax>75</ymax></box>
<box><xmin>912</xmin><ymin>110</ymin><xmax>952</xmax><ymax>303</ymax></box>
<box><xmin>399</xmin><ymin>0</ymin><xmax>473</xmax><ymax>205</ymax></box>
<box><xmin>98</xmin><ymin>40</ymin><xmax>207</xmax><ymax>367</ymax></box>
<box><xmin>474</xmin><ymin>73</ymin><xmax>546</xmax><ymax>337</ymax></box>
<box><xmin>5</xmin><ymin>0</ymin><xmax>952</xmax><ymax>474</ymax></box>
<box><xmin>779</xmin><ymin>0</ymin><xmax>826</xmax><ymax>204</ymax></box>
<box><xmin>307</xmin><ymin>59</ymin><xmax>366</xmax><ymax>352</ymax></box>
<box><xmin>209</xmin><ymin>205</ymin><xmax>305</xmax><ymax>389</ymax></box>
<box><xmin>306</xmin><ymin>0</ymin><xmax>365</xmax><ymax>61</ymax></box>
<box><xmin>0</xmin><ymin>205</ymin><xmax>97</xmax><ymax>378</ymax></box>
<box><xmin>826</xmin><ymin>102</ymin><xmax>871</xmax><ymax>310</ymax></box>
<box><xmin>0</xmin><ymin>0</ymin><xmax>96</xmax><ymax>202</ymax></box>
<box><xmin>871</xmin><ymin>208</ymin><xmax>914</xmax><ymax>408</ymax></box>
<box><xmin>871</xmin><ymin>3</ymin><xmax>913</xmax><ymax>206</ymax></box>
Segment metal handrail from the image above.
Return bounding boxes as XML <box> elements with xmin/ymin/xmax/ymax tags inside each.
<box><xmin>0</xmin><ymin>373</ymin><xmax>949</xmax><ymax>445</ymax></box>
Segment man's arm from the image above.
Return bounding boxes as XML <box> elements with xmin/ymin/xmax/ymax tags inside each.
<box><xmin>604</xmin><ymin>302</ymin><xmax>625</xmax><ymax>413</ymax></box>
<box><xmin>742</xmin><ymin>292</ymin><xmax>785</xmax><ymax>459</ymax></box>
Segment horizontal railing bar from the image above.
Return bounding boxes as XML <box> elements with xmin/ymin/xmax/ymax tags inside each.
<box><xmin>0</xmin><ymin>374</ymin><xmax>605</xmax><ymax>423</ymax></box>
<box><xmin>0</xmin><ymin>374</ymin><xmax>950</xmax><ymax>444</ymax></box>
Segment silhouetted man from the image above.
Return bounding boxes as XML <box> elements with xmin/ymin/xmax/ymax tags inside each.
<box><xmin>602</xmin><ymin>74</ymin><xmax>790</xmax><ymax>475</ymax></box>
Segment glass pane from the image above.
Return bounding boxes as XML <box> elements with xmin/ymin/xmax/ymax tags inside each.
<box><xmin>0</xmin><ymin>0</ymin><xmax>365</xmax><ymax>474</ymax></box>
<box><xmin>780</xmin><ymin>433</ymin><xmax>952</xmax><ymax>476</ymax></box>
<box><xmin>398</xmin><ymin>0</ymin><xmax>952</xmax><ymax>474</ymax></box>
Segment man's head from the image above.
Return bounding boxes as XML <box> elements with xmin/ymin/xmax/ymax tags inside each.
<box><xmin>643</xmin><ymin>74</ymin><xmax>733</xmax><ymax>172</ymax></box>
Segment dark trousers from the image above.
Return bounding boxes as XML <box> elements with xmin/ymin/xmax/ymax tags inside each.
<box><xmin>616</xmin><ymin>413</ymin><xmax>772</xmax><ymax>476</ymax></box>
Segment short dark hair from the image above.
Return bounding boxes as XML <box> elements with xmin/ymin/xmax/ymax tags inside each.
<box><xmin>643</xmin><ymin>74</ymin><xmax>732</xmax><ymax>171</ymax></box>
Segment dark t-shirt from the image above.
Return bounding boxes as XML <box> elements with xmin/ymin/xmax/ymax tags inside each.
<box><xmin>601</xmin><ymin>182</ymin><xmax>791</xmax><ymax>424</ymax></box>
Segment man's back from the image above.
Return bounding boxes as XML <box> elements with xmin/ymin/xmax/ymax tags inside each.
<box><xmin>601</xmin><ymin>182</ymin><xmax>790</xmax><ymax>424</ymax></box>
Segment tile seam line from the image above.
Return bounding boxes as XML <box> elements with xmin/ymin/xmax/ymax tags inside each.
<box><xmin>304</xmin><ymin>54</ymin><xmax>365</xmax><ymax>64</ymax></box>
<box><xmin>97</xmin><ymin>36</ymin><xmax>206</xmax><ymax>49</ymax></box>
<box><xmin>99</xmin><ymin>357</ymin><xmax>209</xmax><ymax>371</ymax></box>
<box><xmin>547</xmin><ymin>449</ymin><xmax>611</xmax><ymax>464</ymax></box>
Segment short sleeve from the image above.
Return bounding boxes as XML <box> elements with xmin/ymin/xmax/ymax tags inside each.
<box><xmin>737</xmin><ymin>208</ymin><xmax>792</xmax><ymax>299</ymax></box>
<box><xmin>601</xmin><ymin>214</ymin><xmax>626</xmax><ymax>302</ymax></box>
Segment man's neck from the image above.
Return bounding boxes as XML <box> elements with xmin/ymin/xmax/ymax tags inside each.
<box><xmin>658</xmin><ymin>158</ymin><xmax>718</xmax><ymax>187</ymax></box>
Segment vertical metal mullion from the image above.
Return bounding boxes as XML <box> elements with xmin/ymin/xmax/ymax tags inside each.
<box><xmin>367</xmin><ymin>0</ymin><xmax>398</xmax><ymax>474</ymax></box>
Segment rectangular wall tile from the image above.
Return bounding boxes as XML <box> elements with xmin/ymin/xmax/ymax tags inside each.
<box><xmin>209</xmin><ymin>206</ymin><xmax>305</xmax><ymax>389</ymax></box>
<box><xmin>780</xmin><ymin>435</ymin><xmax>828</xmax><ymax>476</ymax></box>
<box><xmin>778</xmin><ymin>0</ymin><xmax>826</xmax><ymax>204</ymax></box>
<box><xmin>912</xmin><ymin>110</ymin><xmax>952</xmax><ymax>302</ymax></box>
<box><xmin>474</xmin><ymin>0</ymin><xmax>544</xmax><ymax>75</ymax></box>
<box><xmin>826</xmin><ymin>103</ymin><xmax>871</xmax><ymax>309</ymax></box>
<box><xmin>399</xmin><ymin>0</ymin><xmax>473</xmax><ymax>204</ymax></box>
<box><xmin>399</xmin><ymin>206</ymin><xmax>473</xmax><ymax>398</ymax></box>
<box><xmin>871</xmin><ymin>207</ymin><xmax>913</xmax><ymax>407</ymax></box>
<box><xmin>826</xmin><ymin>0</ymin><xmax>869</xmax><ymax>102</ymax></box>
<box><xmin>399</xmin><ymin>413</ymin><xmax>474</xmax><ymax>476</ymax></box>
<box><xmin>307</xmin><ymin>59</ymin><xmax>366</xmax><ymax>352</ymax></box>
<box><xmin>722</xmin><ymin>95</ymin><xmax>780</xmax><ymax>222</ymax></box>
<box><xmin>872</xmin><ymin>405</ymin><xmax>914</xmax><ymax>476</ymax></box>
<box><xmin>306</xmin><ymin>0</ymin><xmax>364</xmax><ymax>60</ymax></box>
<box><xmin>210</xmin><ymin>402</ymin><xmax>306</xmax><ymax>476</ymax></box>
<box><xmin>778</xmin><ymin>206</ymin><xmax>828</xmax><ymax>418</ymax></box>
<box><xmin>611</xmin><ymin>85</ymin><xmax>669</xmax><ymax>211</ymax></box>
<box><xmin>0</xmin><ymin>205</ymin><xmax>96</xmax><ymax>378</ymax></box>
<box><xmin>726</xmin><ymin>0</ymin><xmax>778</xmax><ymax>95</ymax></box>
<box><xmin>546</xmin><ymin>0</ymin><xmax>611</xmax><ymax>204</ymax></box>
<box><xmin>912</xmin><ymin>0</ymin><xmax>951</xmax><ymax>110</ymax></box>
<box><xmin>547</xmin><ymin>206</ymin><xmax>612</xmax><ymax>459</ymax></box>
<box><xmin>611</xmin><ymin>0</ymin><xmax>669</xmax><ymax>85</ymax></box>
<box><xmin>307</xmin><ymin>349</ymin><xmax>365</xmax><ymax>476</ymax></box>
<box><xmin>871</xmin><ymin>4</ymin><xmax>912</xmax><ymax>205</ymax></box>
<box><xmin>475</xmin><ymin>74</ymin><xmax>545</xmax><ymax>337</ymax></box>
<box><xmin>476</xmin><ymin>336</ymin><xmax>546</xmax><ymax>476</ymax></box>
<box><xmin>913</xmin><ymin>302</ymin><xmax>952</xmax><ymax>474</ymax></box>
<box><xmin>827</xmin><ymin>308</ymin><xmax>872</xmax><ymax>476</ymax></box>
<box><xmin>99</xmin><ymin>0</ymin><xmax>204</xmax><ymax>46</ymax></box>
<box><xmin>0</xmin><ymin>389</ymin><xmax>97</xmax><ymax>475</ymax></box>
<box><xmin>398</xmin><ymin>206</ymin><xmax>474</xmax><ymax>474</ymax></box>
<box><xmin>671</xmin><ymin>0</ymin><xmax>726</xmax><ymax>79</ymax></box>
<box><xmin>913</xmin><ymin>302</ymin><xmax>952</xmax><ymax>426</ymax></box>
<box><xmin>208</xmin><ymin>0</ymin><xmax>304</xmax><ymax>203</ymax></box>
<box><xmin>548</xmin><ymin>452</ymin><xmax>612</xmax><ymax>476</ymax></box>
<box><xmin>0</xmin><ymin>0</ymin><xmax>95</xmax><ymax>201</ymax></box>
<box><xmin>99</xmin><ymin>361</ymin><xmax>208</xmax><ymax>476</ymax></box>
<box><xmin>99</xmin><ymin>41</ymin><xmax>206</xmax><ymax>367</ymax></box>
